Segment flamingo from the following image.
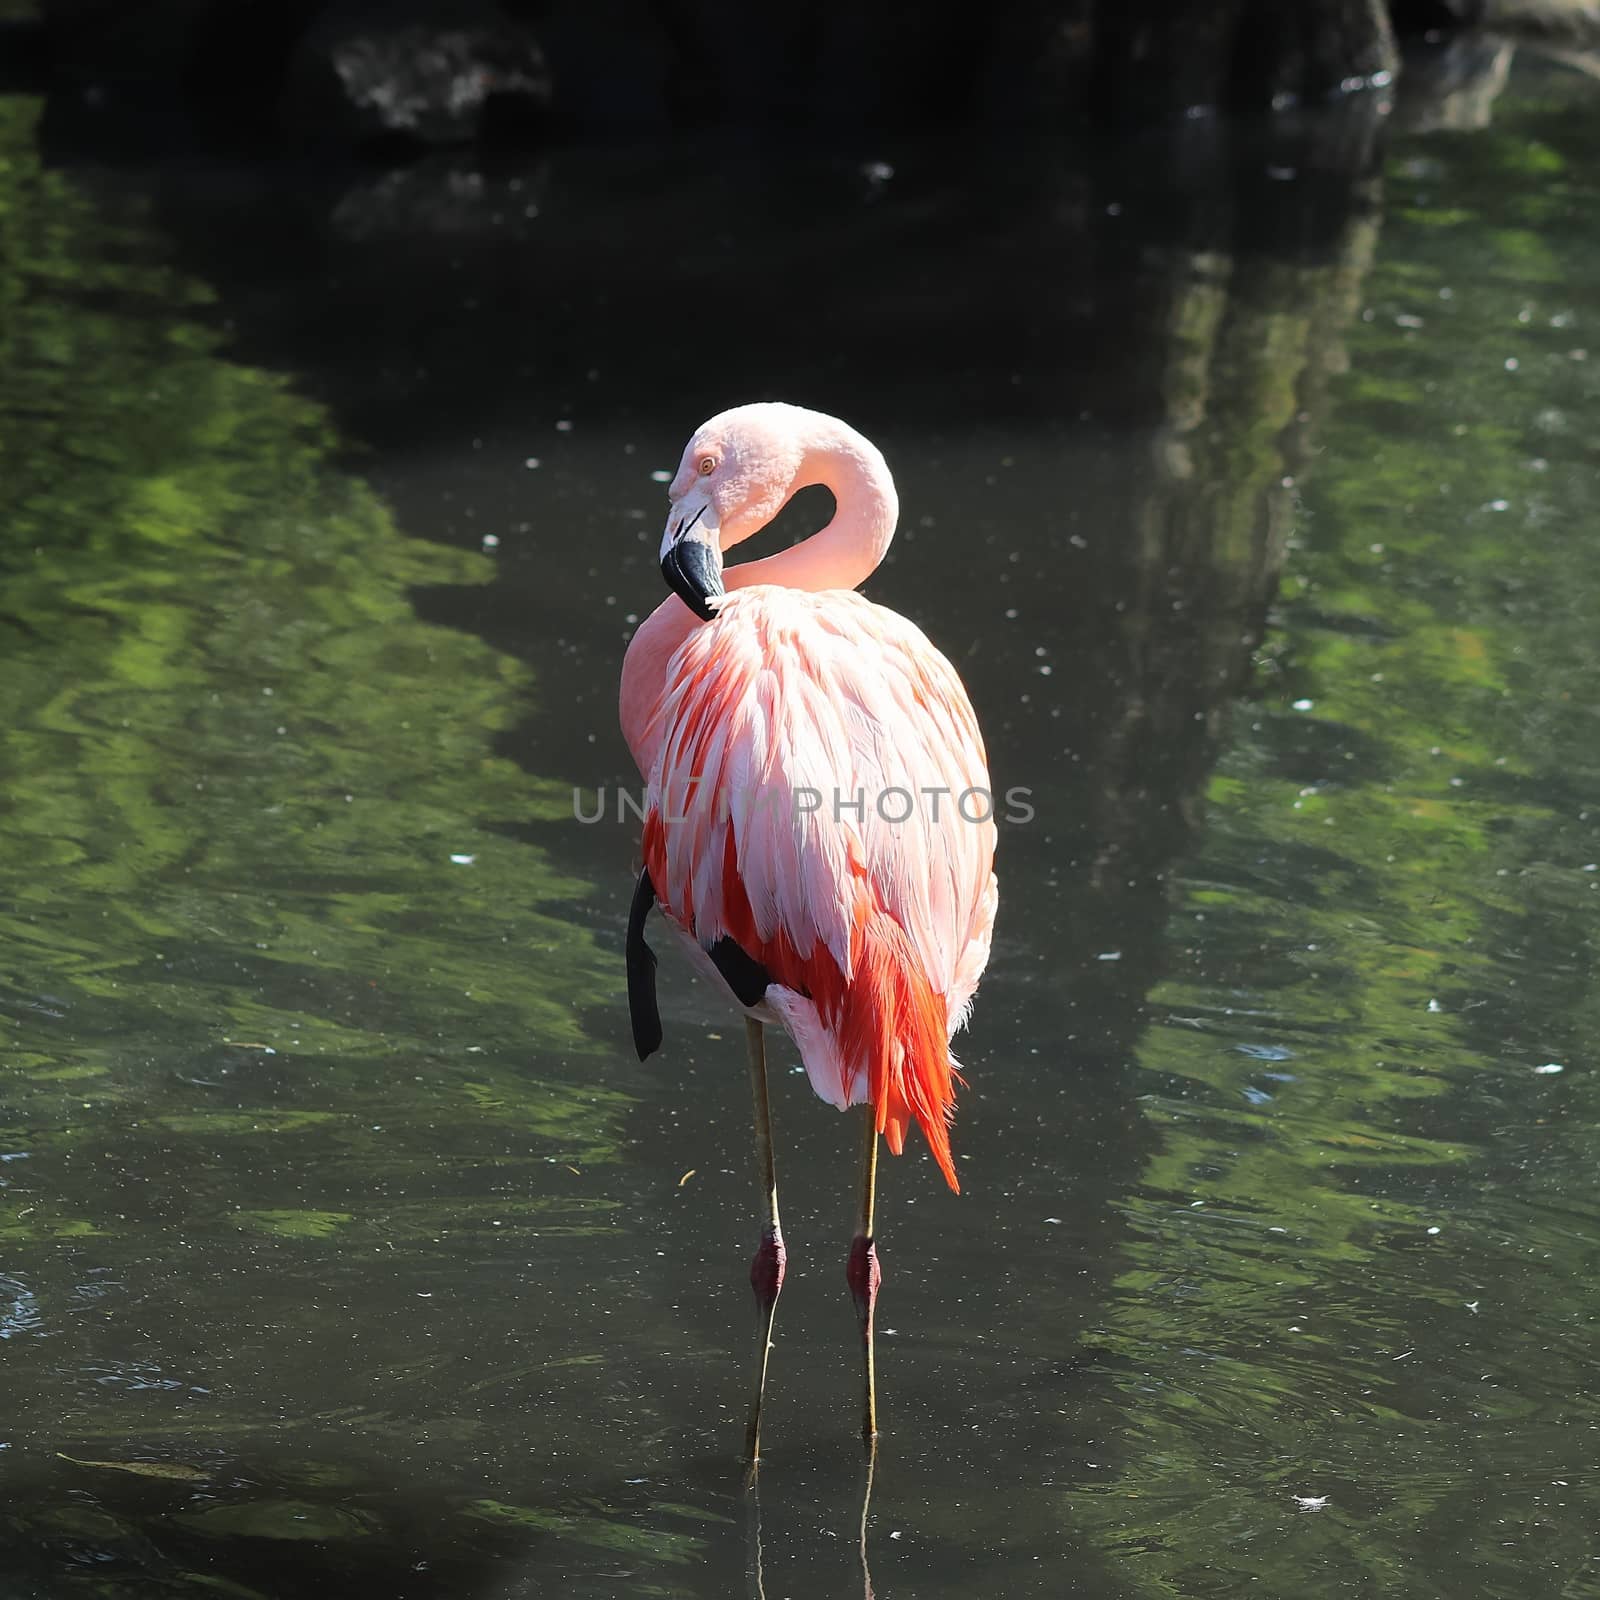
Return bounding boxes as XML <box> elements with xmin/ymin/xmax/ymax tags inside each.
<box><xmin>618</xmin><ymin>403</ymin><xmax>998</xmax><ymax>1459</ymax></box>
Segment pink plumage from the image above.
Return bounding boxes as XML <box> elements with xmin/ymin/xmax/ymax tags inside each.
<box><xmin>620</xmin><ymin>403</ymin><xmax>998</xmax><ymax>1192</ymax></box>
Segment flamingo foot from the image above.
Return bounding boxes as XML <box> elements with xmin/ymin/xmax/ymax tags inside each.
<box><xmin>751</xmin><ymin>1222</ymin><xmax>787</xmax><ymax>1314</ymax></box>
<box><xmin>846</xmin><ymin>1234</ymin><xmax>880</xmax><ymax>1325</ymax></box>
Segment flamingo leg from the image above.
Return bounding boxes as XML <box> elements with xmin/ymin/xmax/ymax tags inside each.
<box><xmin>846</xmin><ymin>1108</ymin><xmax>882</xmax><ymax>1449</ymax></box>
<box><xmin>744</xmin><ymin>1018</ymin><xmax>785</xmax><ymax>1465</ymax></box>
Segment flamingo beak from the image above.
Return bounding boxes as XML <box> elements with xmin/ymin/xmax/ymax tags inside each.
<box><xmin>659</xmin><ymin>497</ymin><xmax>725</xmax><ymax>622</ymax></box>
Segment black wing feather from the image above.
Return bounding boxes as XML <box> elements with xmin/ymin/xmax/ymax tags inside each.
<box><xmin>627</xmin><ymin>868</ymin><xmax>663</xmax><ymax>1060</ymax></box>
<box><xmin>708</xmin><ymin>936</ymin><xmax>771</xmax><ymax>1009</ymax></box>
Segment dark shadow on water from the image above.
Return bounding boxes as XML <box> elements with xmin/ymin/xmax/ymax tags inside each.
<box><xmin>0</xmin><ymin>1447</ymin><xmax>752</xmax><ymax>1598</ymax></box>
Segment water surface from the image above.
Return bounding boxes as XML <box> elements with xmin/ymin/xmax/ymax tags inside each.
<box><xmin>2</xmin><ymin>51</ymin><xmax>1599</xmax><ymax>1599</ymax></box>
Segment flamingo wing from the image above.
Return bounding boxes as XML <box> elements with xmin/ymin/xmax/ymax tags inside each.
<box><xmin>640</xmin><ymin>587</ymin><xmax>997</xmax><ymax>1190</ymax></box>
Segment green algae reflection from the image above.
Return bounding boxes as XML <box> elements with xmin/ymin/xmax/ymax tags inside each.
<box><xmin>1067</xmin><ymin>74</ymin><xmax>1600</xmax><ymax>1598</ymax></box>
<box><xmin>0</xmin><ymin>94</ymin><xmax>634</xmax><ymax>1454</ymax></box>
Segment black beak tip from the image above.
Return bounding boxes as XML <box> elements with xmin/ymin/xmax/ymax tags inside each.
<box><xmin>661</xmin><ymin>541</ymin><xmax>724</xmax><ymax>623</ymax></box>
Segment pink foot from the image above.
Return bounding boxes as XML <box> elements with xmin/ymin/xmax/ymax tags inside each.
<box><xmin>751</xmin><ymin>1223</ymin><xmax>786</xmax><ymax>1315</ymax></box>
<box><xmin>846</xmin><ymin>1234</ymin><xmax>881</xmax><ymax>1330</ymax></box>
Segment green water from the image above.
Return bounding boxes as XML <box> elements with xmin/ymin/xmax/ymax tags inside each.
<box><xmin>2</xmin><ymin>52</ymin><xmax>1600</xmax><ymax>1599</ymax></box>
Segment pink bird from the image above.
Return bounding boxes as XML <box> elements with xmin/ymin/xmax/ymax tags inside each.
<box><xmin>619</xmin><ymin>403</ymin><xmax>998</xmax><ymax>1458</ymax></box>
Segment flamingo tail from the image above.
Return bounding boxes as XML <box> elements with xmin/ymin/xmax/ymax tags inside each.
<box><xmin>642</xmin><ymin>811</ymin><xmax>964</xmax><ymax>1192</ymax></box>
<box><xmin>842</xmin><ymin>909</ymin><xmax>962</xmax><ymax>1194</ymax></box>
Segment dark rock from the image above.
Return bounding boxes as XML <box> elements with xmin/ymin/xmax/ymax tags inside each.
<box><xmin>1079</xmin><ymin>0</ymin><xmax>1398</xmax><ymax>126</ymax></box>
<box><xmin>31</xmin><ymin>0</ymin><xmax>1403</xmax><ymax>145</ymax></box>
<box><xmin>1483</xmin><ymin>0</ymin><xmax>1600</xmax><ymax>34</ymax></box>
<box><xmin>1388</xmin><ymin>0</ymin><xmax>1489</xmax><ymax>31</ymax></box>
<box><xmin>279</xmin><ymin>1</ymin><xmax>550</xmax><ymax>150</ymax></box>
<box><xmin>1393</xmin><ymin>33</ymin><xmax>1513</xmax><ymax>129</ymax></box>
<box><xmin>531</xmin><ymin>0</ymin><xmax>1398</xmax><ymax>132</ymax></box>
<box><xmin>1391</xmin><ymin>0</ymin><xmax>1600</xmax><ymax>36</ymax></box>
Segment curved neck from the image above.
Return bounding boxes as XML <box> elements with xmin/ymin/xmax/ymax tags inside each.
<box><xmin>727</xmin><ymin>422</ymin><xmax>898</xmax><ymax>594</ymax></box>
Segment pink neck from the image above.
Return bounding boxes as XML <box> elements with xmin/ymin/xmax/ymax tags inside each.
<box><xmin>620</xmin><ymin>421</ymin><xmax>898</xmax><ymax>770</ymax></box>
<box><xmin>727</xmin><ymin>421</ymin><xmax>898</xmax><ymax>594</ymax></box>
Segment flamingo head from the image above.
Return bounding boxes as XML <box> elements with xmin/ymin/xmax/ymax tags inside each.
<box><xmin>658</xmin><ymin>403</ymin><xmax>809</xmax><ymax>621</ymax></box>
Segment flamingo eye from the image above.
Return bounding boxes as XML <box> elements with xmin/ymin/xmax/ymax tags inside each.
<box><xmin>698</xmin><ymin>455</ymin><xmax>717</xmax><ymax>476</ymax></box>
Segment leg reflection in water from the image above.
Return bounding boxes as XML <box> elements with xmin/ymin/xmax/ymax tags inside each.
<box><xmin>743</xmin><ymin>1446</ymin><xmax>877</xmax><ymax>1600</ymax></box>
